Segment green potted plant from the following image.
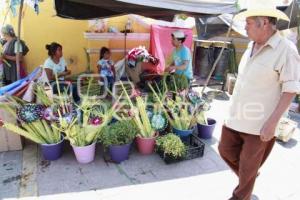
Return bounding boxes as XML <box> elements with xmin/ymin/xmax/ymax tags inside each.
<box><xmin>196</xmin><ymin>102</ymin><xmax>216</xmax><ymax>139</ymax></box>
<box><xmin>120</xmin><ymin>83</ymin><xmax>158</xmax><ymax>155</ymax></box>
<box><xmin>62</xmin><ymin>119</ymin><xmax>101</xmax><ymax>164</ymax></box>
<box><xmin>79</xmin><ymin>77</ymin><xmax>106</xmax><ymax>97</ymax></box>
<box><xmin>2</xmin><ymin>119</ymin><xmax>63</xmax><ymax>161</ymax></box>
<box><xmin>100</xmin><ymin>119</ymin><xmax>138</xmax><ymax>163</ymax></box>
<box><xmin>167</xmin><ymin>74</ymin><xmax>189</xmax><ymax>94</ymax></box>
<box><xmin>61</xmin><ymin>114</ymin><xmax>112</xmax><ymax>164</ymax></box>
<box><xmin>59</xmin><ymin>94</ymin><xmax>120</xmax><ymax>164</ymax></box>
<box><xmin>35</xmin><ymin>82</ymin><xmax>54</xmax><ymax>106</ymax></box>
<box><xmin>149</xmin><ymin>84</ymin><xmax>197</xmax><ymax>140</ymax></box>
<box><xmin>157</xmin><ymin>73</ymin><xmax>189</xmax><ymax>94</ymax></box>
<box><xmin>0</xmin><ymin>98</ymin><xmax>64</xmax><ymax>160</ymax></box>
<box><xmin>168</xmin><ymin>97</ymin><xmax>197</xmax><ymax>134</ymax></box>
<box><xmin>156</xmin><ymin>133</ymin><xmax>187</xmax><ymax>163</ymax></box>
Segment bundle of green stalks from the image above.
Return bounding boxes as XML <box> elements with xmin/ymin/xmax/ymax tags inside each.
<box><xmin>35</xmin><ymin>83</ymin><xmax>53</xmax><ymax>106</ymax></box>
<box><xmin>80</xmin><ymin>78</ymin><xmax>105</xmax><ymax>96</ymax></box>
<box><xmin>3</xmin><ymin>120</ymin><xmax>61</xmax><ymax>144</ymax></box>
<box><xmin>148</xmin><ymin>84</ymin><xmax>197</xmax><ymax>130</ymax></box>
<box><xmin>59</xmin><ymin>88</ymin><xmax>124</xmax><ymax>147</ymax></box>
<box><xmin>120</xmin><ymin>82</ymin><xmax>155</xmax><ymax>138</ymax></box>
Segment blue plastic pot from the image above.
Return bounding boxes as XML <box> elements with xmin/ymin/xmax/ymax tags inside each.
<box><xmin>172</xmin><ymin>127</ymin><xmax>194</xmax><ymax>141</ymax></box>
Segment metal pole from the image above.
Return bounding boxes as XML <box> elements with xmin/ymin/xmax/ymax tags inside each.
<box><xmin>16</xmin><ymin>0</ymin><xmax>24</xmax><ymax>80</ymax></box>
<box><xmin>124</xmin><ymin>26</ymin><xmax>127</xmax><ymax>68</ymax></box>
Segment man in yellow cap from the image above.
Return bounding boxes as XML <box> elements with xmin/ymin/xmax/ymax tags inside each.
<box><xmin>218</xmin><ymin>1</ymin><xmax>300</xmax><ymax>199</ymax></box>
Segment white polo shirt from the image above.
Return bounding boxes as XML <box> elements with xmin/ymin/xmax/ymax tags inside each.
<box><xmin>225</xmin><ymin>32</ymin><xmax>300</xmax><ymax>135</ymax></box>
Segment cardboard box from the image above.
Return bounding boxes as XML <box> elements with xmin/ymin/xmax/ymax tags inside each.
<box><xmin>0</xmin><ymin>107</ymin><xmax>23</xmax><ymax>152</ymax></box>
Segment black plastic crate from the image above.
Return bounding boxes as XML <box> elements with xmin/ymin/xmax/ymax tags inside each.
<box><xmin>157</xmin><ymin>134</ymin><xmax>205</xmax><ymax>164</ymax></box>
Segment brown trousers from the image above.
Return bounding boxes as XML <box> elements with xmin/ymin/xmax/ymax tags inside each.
<box><xmin>218</xmin><ymin>125</ymin><xmax>276</xmax><ymax>200</ymax></box>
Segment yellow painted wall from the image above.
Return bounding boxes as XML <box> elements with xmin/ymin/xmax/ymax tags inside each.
<box><xmin>8</xmin><ymin>1</ymin><xmax>88</xmax><ymax>75</ymax></box>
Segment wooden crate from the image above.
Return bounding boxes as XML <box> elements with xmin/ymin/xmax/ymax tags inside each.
<box><xmin>0</xmin><ymin>107</ymin><xmax>23</xmax><ymax>152</ymax></box>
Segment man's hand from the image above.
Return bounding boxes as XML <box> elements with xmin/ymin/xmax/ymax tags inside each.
<box><xmin>0</xmin><ymin>54</ymin><xmax>7</xmax><ymax>62</ymax></box>
<box><xmin>260</xmin><ymin>118</ymin><xmax>277</xmax><ymax>142</ymax></box>
<box><xmin>65</xmin><ymin>69</ymin><xmax>71</xmax><ymax>75</ymax></box>
<box><xmin>165</xmin><ymin>66</ymin><xmax>176</xmax><ymax>73</ymax></box>
<box><xmin>260</xmin><ymin>93</ymin><xmax>296</xmax><ymax>142</ymax></box>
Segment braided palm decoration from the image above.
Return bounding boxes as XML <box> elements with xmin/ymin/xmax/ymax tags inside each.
<box><xmin>187</xmin><ymin>90</ymin><xmax>203</xmax><ymax>105</ymax></box>
<box><xmin>151</xmin><ymin>113</ymin><xmax>168</xmax><ymax>132</ymax></box>
<box><xmin>17</xmin><ymin>104</ymin><xmax>45</xmax><ymax>123</ymax></box>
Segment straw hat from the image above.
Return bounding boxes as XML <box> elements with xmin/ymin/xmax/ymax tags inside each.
<box><xmin>234</xmin><ymin>0</ymin><xmax>290</xmax><ymax>21</ymax></box>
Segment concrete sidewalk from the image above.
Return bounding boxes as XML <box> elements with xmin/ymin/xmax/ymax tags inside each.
<box><xmin>1</xmin><ymin>91</ymin><xmax>300</xmax><ymax>200</ymax></box>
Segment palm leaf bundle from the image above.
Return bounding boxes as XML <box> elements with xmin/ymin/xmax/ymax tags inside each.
<box><xmin>119</xmin><ymin>82</ymin><xmax>155</xmax><ymax>138</ymax></box>
<box><xmin>3</xmin><ymin>120</ymin><xmax>61</xmax><ymax>144</ymax></box>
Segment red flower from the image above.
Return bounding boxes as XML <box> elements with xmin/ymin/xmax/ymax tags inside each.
<box><xmin>90</xmin><ymin>117</ymin><xmax>102</xmax><ymax>125</ymax></box>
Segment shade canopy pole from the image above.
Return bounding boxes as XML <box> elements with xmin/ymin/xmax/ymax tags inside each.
<box><xmin>16</xmin><ymin>0</ymin><xmax>24</xmax><ymax>80</ymax></box>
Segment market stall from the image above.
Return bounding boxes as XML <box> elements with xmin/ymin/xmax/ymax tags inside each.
<box><xmin>0</xmin><ymin>0</ymin><xmax>297</xmax><ymax>162</ymax></box>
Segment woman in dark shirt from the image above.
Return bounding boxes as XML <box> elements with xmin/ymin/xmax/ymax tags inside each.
<box><xmin>1</xmin><ymin>24</ymin><xmax>29</xmax><ymax>85</ymax></box>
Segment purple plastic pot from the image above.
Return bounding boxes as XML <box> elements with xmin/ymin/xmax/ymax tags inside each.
<box><xmin>197</xmin><ymin>118</ymin><xmax>216</xmax><ymax>139</ymax></box>
<box><xmin>72</xmin><ymin>142</ymin><xmax>96</xmax><ymax>164</ymax></box>
<box><xmin>109</xmin><ymin>143</ymin><xmax>131</xmax><ymax>163</ymax></box>
<box><xmin>40</xmin><ymin>138</ymin><xmax>64</xmax><ymax>161</ymax></box>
